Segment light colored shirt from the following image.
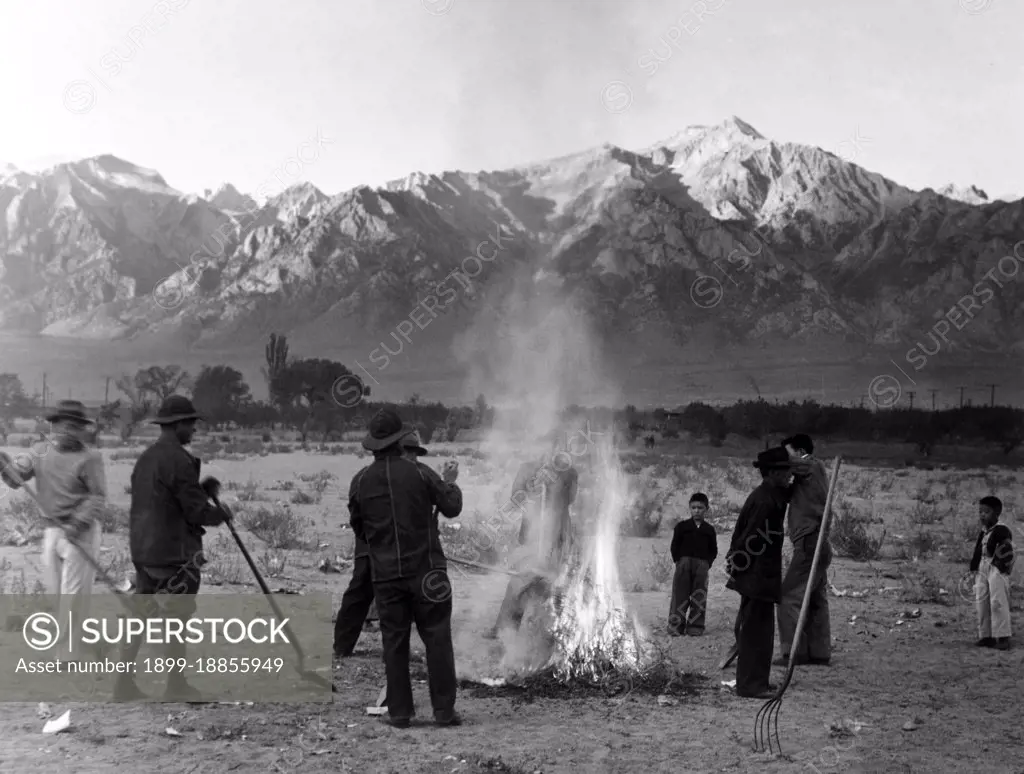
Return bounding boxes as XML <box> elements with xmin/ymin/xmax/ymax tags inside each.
<box><xmin>12</xmin><ymin>442</ymin><xmax>107</xmax><ymax>526</ymax></box>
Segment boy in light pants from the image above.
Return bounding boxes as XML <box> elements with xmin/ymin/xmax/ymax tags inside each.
<box><xmin>970</xmin><ymin>496</ymin><xmax>1014</xmax><ymax>650</ymax></box>
<box><xmin>0</xmin><ymin>400</ymin><xmax>107</xmax><ymax>661</ymax></box>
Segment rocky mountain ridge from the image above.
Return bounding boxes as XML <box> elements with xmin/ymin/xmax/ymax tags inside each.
<box><xmin>2</xmin><ymin>118</ymin><xmax>1023</xmax><ymax>372</ymax></box>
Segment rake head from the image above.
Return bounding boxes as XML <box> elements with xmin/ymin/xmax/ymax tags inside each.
<box><xmin>753</xmin><ymin>691</ymin><xmax>783</xmax><ymax>755</ymax></box>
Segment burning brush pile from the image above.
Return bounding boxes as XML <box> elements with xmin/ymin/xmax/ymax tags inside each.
<box><xmin>492</xmin><ymin>437</ymin><xmax>668</xmax><ymax>693</ymax></box>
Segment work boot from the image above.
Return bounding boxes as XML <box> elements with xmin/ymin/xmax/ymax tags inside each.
<box><xmin>112</xmin><ymin>675</ymin><xmax>148</xmax><ymax>702</ymax></box>
<box><xmin>976</xmin><ymin>637</ymin><xmax>996</xmax><ymax>648</ymax></box>
<box><xmin>381</xmin><ymin>716</ymin><xmax>411</xmax><ymax>729</ymax></box>
<box><xmin>994</xmin><ymin>638</ymin><xmax>1011</xmax><ymax>650</ymax></box>
<box><xmin>435</xmin><ymin>710</ymin><xmax>463</xmax><ymax>727</ymax></box>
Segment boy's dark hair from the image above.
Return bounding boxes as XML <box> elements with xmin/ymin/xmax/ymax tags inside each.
<box><xmin>782</xmin><ymin>434</ymin><xmax>814</xmax><ymax>455</ymax></box>
<box><xmin>980</xmin><ymin>496</ymin><xmax>1003</xmax><ymax>516</ymax></box>
<box><xmin>689</xmin><ymin>492</ymin><xmax>709</xmax><ymax>506</ymax></box>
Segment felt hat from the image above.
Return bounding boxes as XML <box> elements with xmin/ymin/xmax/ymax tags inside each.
<box><xmin>362</xmin><ymin>408</ymin><xmax>413</xmax><ymax>451</ymax></box>
<box><xmin>45</xmin><ymin>399</ymin><xmax>93</xmax><ymax>425</ymax></box>
<box><xmin>150</xmin><ymin>395</ymin><xmax>205</xmax><ymax>425</ymax></box>
<box><xmin>400</xmin><ymin>429</ymin><xmax>428</xmax><ymax>456</ymax></box>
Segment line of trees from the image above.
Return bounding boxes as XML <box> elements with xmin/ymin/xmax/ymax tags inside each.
<box><xmin>0</xmin><ymin>333</ymin><xmax>493</xmax><ymax>445</ymax></box>
<box><xmin>2</xmin><ymin>333</ymin><xmax>1022</xmax><ymax>455</ymax></box>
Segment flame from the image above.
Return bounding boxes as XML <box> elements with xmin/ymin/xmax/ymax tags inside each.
<box><xmin>548</xmin><ymin>434</ymin><xmax>656</xmax><ymax>682</ymax></box>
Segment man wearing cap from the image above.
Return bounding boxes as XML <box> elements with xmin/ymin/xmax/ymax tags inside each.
<box><xmin>112</xmin><ymin>395</ymin><xmax>233</xmax><ymax>702</ymax></box>
<box><xmin>725</xmin><ymin>446</ymin><xmax>791</xmax><ymax>699</ymax></box>
<box><xmin>333</xmin><ymin>430</ymin><xmax>430</xmax><ymax>658</ymax></box>
<box><xmin>0</xmin><ymin>400</ymin><xmax>107</xmax><ymax>661</ymax></box>
<box><xmin>348</xmin><ymin>410</ymin><xmax>463</xmax><ymax>728</ymax></box>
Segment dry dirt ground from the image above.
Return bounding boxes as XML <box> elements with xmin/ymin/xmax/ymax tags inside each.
<box><xmin>0</xmin><ymin>434</ymin><xmax>1022</xmax><ymax>773</ymax></box>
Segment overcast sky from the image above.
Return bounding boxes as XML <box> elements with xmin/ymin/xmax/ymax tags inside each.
<box><xmin>2</xmin><ymin>0</ymin><xmax>1020</xmax><ymax>199</ymax></box>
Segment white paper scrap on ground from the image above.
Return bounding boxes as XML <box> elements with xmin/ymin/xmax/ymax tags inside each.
<box><xmin>42</xmin><ymin>710</ymin><xmax>70</xmax><ymax>734</ymax></box>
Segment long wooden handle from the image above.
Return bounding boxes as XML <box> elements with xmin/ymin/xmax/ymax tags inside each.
<box><xmin>220</xmin><ymin>504</ymin><xmax>308</xmax><ymax>667</ymax></box>
<box><xmin>779</xmin><ymin>455</ymin><xmax>842</xmax><ymax>693</ymax></box>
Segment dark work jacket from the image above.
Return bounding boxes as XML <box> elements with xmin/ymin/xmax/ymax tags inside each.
<box><xmin>725</xmin><ymin>481</ymin><xmax>788</xmax><ymax>603</ymax></box>
<box><xmin>348</xmin><ymin>450</ymin><xmax>463</xmax><ymax>582</ymax></box>
<box><xmin>129</xmin><ymin>436</ymin><xmax>228</xmax><ymax>568</ymax></box>
<box><xmin>970</xmin><ymin>524</ymin><xmax>1014</xmax><ymax>575</ymax></box>
<box><xmin>670</xmin><ymin>518</ymin><xmax>718</xmax><ymax>565</ymax></box>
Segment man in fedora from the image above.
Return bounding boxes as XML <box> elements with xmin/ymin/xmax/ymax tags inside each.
<box><xmin>348</xmin><ymin>410</ymin><xmax>463</xmax><ymax>728</ymax></box>
<box><xmin>333</xmin><ymin>430</ymin><xmax>431</xmax><ymax>658</ymax></box>
<box><xmin>725</xmin><ymin>446</ymin><xmax>791</xmax><ymax>699</ymax></box>
<box><xmin>484</xmin><ymin>429</ymin><xmax>578</xmax><ymax>639</ymax></box>
<box><xmin>112</xmin><ymin>395</ymin><xmax>234</xmax><ymax>702</ymax></box>
<box><xmin>0</xmin><ymin>400</ymin><xmax>107</xmax><ymax>661</ymax></box>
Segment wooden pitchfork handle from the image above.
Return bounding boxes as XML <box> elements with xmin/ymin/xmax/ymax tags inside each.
<box><xmin>776</xmin><ymin>455</ymin><xmax>843</xmax><ymax>697</ymax></box>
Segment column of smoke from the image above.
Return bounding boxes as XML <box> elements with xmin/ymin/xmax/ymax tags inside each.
<box><xmin>447</xmin><ymin>267</ymin><xmax>626</xmax><ymax>680</ymax></box>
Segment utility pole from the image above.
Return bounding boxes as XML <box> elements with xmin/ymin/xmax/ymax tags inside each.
<box><xmin>929</xmin><ymin>389</ymin><xmax>938</xmax><ymax>411</ymax></box>
<box><xmin>907</xmin><ymin>391</ymin><xmax>916</xmax><ymax>410</ymax></box>
<box><xmin>104</xmin><ymin>376</ymin><xmax>111</xmax><ymax>405</ymax></box>
<box><xmin>41</xmin><ymin>373</ymin><xmax>47</xmax><ymax>408</ymax></box>
<box><xmin>958</xmin><ymin>386</ymin><xmax>965</xmax><ymax>409</ymax></box>
<box><xmin>985</xmin><ymin>383</ymin><xmax>997</xmax><ymax>407</ymax></box>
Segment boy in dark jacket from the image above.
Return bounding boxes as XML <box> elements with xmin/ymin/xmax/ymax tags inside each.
<box><xmin>668</xmin><ymin>493</ymin><xmax>718</xmax><ymax>636</ymax></box>
<box><xmin>970</xmin><ymin>496</ymin><xmax>1014</xmax><ymax>650</ymax></box>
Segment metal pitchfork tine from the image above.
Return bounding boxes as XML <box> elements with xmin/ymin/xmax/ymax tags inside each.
<box><xmin>754</xmin><ymin>455</ymin><xmax>843</xmax><ymax>755</ymax></box>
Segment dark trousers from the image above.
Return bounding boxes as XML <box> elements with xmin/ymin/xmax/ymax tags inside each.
<box><xmin>735</xmin><ymin>596</ymin><xmax>775</xmax><ymax>696</ymax></box>
<box><xmin>668</xmin><ymin>557</ymin><xmax>709</xmax><ymax>634</ymax></box>
<box><xmin>117</xmin><ymin>563</ymin><xmax>201</xmax><ymax>683</ymax></box>
<box><xmin>334</xmin><ymin>557</ymin><xmax>375</xmax><ymax>656</ymax></box>
<box><xmin>778</xmin><ymin>536</ymin><xmax>832</xmax><ymax>661</ymax></box>
<box><xmin>375</xmin><ymin>571</ymin><xmax>457</xmax><ymax>721</ymax></box>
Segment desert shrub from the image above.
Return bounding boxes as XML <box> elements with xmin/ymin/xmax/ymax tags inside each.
<box><xmin>902</xmin><ymin>566</ymin><xmax>948</xmax><ymax>605</ymax></box>
<box><xmin>234</xmin><ymin>481</ymin><xmax>269</xmax><ymax>502</ymax></box>
<box><xmin>0</xmin><ymin>558</ymin><xmax>46</xmax><ymax>595</ymax></box>
<box><xmin>896</xmin><ymin>528</ymin><xmax>940</xmax><ymax>560</ymax></box>
<box><xmin>100</xmin><ymin>548</ymin><xmax>133</xmax><ymax>583</ymax></box>
<box><xmin>829</xmin><ymin>498</ymin><xmax>884</xmax><ymax>561</ymax></box>
<box><xmin>266</xmin><ymin>479</ymin><xmax>295</xmax><ymax>491</ymax></box>
<box><xmin>0</xmin><ymin>497</ymin><xmax>43</xmax><ymax>546</ymax></box>
<box><xmin>907</xmin><ymin>502</ymin><xmax>944</xmax><ymax>526</ymax></box>
<box><xmin>291</xmin><ymin>489</ymin><xmax>317</xmax><ymax>505</ymax></box>
<box><xmin>237</xmin><ymin>502</ymin><xmax>310</xmax><ymax>550</ymax></box>
<box><xmin>99</xmin><ymin>504</ymin><xmax>130</xmax><ymax>533</ymax></box>
<box><xmin>644</xmin><ymin>547</ymin><xmax>675</xmax><ymax>588</ymax></box>
<box><xmin>297</xmin><ymin>470</ymin><xmax>335</xmax><ymax>497</ymax></box>
<box><xmin>203</xmin><ymin>532</ymin><xmax>249</xmax><ymax>586</ymax></box>
<box><xmin>621</xmin><ymin>481</ymin><xmax>668</xmax><ymax>537</ymax></box>
<box><xmin>261</xmin><ymin>432</ymin><xmax>273</xmax><ymax>443</ymax></box>
<box><xmin>258</xmin><ymin>549</ymin><xmax>288</xmax><ymax>578</ymax></box>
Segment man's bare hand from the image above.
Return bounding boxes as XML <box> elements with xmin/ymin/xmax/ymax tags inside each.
<box><xmin>442</xmin><ymin>460</ymin><xmax>459</xmax><ymax>483</ymax></box>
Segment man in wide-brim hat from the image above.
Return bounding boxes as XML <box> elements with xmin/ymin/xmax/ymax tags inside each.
<box><xmin>334</xmin><ymin>430</ymin><xmax>432</xmax><ymax>659</ymax></box>
<box><xmin>724</xmin><ymin>446</ymin><xmax>792</xmax><ymax>699</ymax></box>
<box><xmin>0</xmin><ymin>399</ymin><xmax>107</xmax><ymax>663</ymax></box>
<box><xmin>348</xmin><ymin>409</ymin><xmax>464</xmax><ymax>728</ymax></box>
<box><xmin>113</xmin><ymin>394</ymin><xmax>233</xmax><ymax>703</ymax></box>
